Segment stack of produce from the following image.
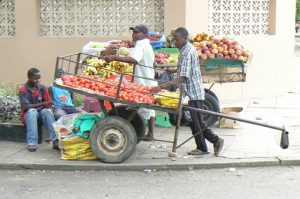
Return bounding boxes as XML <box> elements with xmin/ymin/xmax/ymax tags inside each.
<box><xmin>60</xmin><ymin>75</ymin><xmax>180</xmax><ymax>108</ymax></box>
<box><xmin>82</xmin><ymin>57</ymin><xmax>133</xmax><ymax>77</ymax></box>
<box><xmin>192</xmin><ymin>32</ymin><xmax>215</xmax><ymax>43</ymax></box>
<box><xmin>61</xmin><ymin>75</ymin><xmax>155</xmax><ymax>104</ymax></box>
<box><xmin>192</xmin><ymin>32</ymin><xmax>250</xmax><ymax>62</ymax></box>
<box><xmin>106</xmin><ymin>40</ymin><xmax>134</xmax><ymax>50</ymax></box>
<box><xmin>154</xmin><ymin>52</ymin><xmax>178</xmax><ymax>65</ymax></box>
<box><xmin>148</xmin><ymin>33</ymin><xmax>162</xmax><ymax>41</ymax></box>
<box><xmin>154</xmin><ymin>90</ymin><xmax>179</xmax><ymax>108</ymax></box>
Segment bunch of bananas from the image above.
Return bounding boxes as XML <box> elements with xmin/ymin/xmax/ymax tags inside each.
<box><xmin>154</xmin><ymin>91</ymin><xmax>180</xmax><ymax>108</ymax></box>
<box><xmin>82</xmin><ymin>58</ymin><xmax>133</xmax><ymax>77</ymax></box>
<box><xmin>98</xmin><ymin>68</ymin><xmax>114</xmax><ymax>78</ymax></box>
<box><xmin>192</xmin><ymin>32</ymin><xmax>215</xmax><ymax>42</ymax></box>
<box><xmin>108</xmin><ymin>61</ymin><xmax>133</xmax><ymax>74</ymax></box>
<box><xmin>85</xmin><ymin>58</ymin><xmax>107</xmax><ymax>67</ymax></box>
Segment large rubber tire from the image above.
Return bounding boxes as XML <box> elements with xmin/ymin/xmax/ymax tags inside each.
<box><xmin>203</xmin><ymin>92</ymin><xmax>220</xmax><ymax>127</ymax></box>
<box><xmin>204</xmin><ymin>88</ymin><xmax>219</xmax><ymax>102</ymax></box>
<box><xmin>108</xmin><ymin>105</ymin><xmax>146</xmax><ymax>143</ymax></box>
<box><xmin>89</xmin><ymin>116</ymin><xmax>137</xmax><ymax>163</ymax></box>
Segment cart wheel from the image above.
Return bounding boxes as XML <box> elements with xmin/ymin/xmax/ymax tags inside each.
<box><xmin>203</xmin><ymin>92</ymin><xmax>220</xmax><ymax>127</ymax></box>
<box><xmin>89</xmin><ymin>116</ymin><xmax>137</xmax><ymax>163</ymax></box>
<box><xmin>204</xmin><ymin>88</ymin><xmax>219</xmax><ymax>102</ymax></box>
<box><xmin>108</xmin><ymin>105</ymin><xmax>146</xmax><ymax>143</ymax></box>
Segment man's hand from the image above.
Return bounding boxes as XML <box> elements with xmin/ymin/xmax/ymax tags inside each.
<box><xmin>103</xmin><ymin>55</ymin><xmax>116</xmax><ymax>63</ymax></box>
<box><xmin>150</xmin><ymin>86</ymin><xmax>162</xmax><ymax>94</ymax></box>
<box><xmin>165</xmin><ymin>68</ymin><xmax>177</xmax><ymax>74</ymax></box>
<box><xmin>42</xmin><ymin>101</ymin><xmax>54</xmax><ymax>106</ymax></box>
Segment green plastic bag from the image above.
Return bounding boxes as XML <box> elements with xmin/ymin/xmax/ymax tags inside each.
<box><xmin>72</xmin><ymin>114</ymin><xmax>102</xmax><ymax>139</ymax></box>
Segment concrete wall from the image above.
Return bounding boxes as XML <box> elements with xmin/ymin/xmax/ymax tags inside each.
<box><xmin>209</xmin><ymin>0</ymin><xmax>296</xmax><ymax>100</ymax></box>
<box><xmin>0</xmin><ymin>0</ymin><xmax>296</xmax><ymax>100</ymax></box>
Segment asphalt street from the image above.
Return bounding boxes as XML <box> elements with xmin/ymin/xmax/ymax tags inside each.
<box><xmin>0</xmin><ymin>166</ymin><xmax>300</xmax><ymax>199</ymax></box>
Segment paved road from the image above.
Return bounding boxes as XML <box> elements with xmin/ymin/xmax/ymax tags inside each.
<box><xmin>1</xmin><ymin>166</ymin><xmax>300</xmax><ymax>199</ymax></box>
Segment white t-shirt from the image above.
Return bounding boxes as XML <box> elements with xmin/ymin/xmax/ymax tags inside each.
<box><xmin>131</xmin><ymin>39</ymin><xmax>157</xmax><ymax>119</ymax></box>
<box><xmin>131</xmin><ymin>39</ymin><xmax>157</xmax><ymax>86</ymax></box>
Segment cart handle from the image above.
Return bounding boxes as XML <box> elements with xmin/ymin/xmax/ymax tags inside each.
<box><xmin>183</xmin><ymin>106</ymin><xmax>289</xmax><ymax>149</ymax></box>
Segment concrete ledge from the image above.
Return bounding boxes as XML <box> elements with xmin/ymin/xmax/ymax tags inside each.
<box><xmin>277</xmin><ymin>156</ymin><xmax>300</xmax><ymax>166</ymax></box>
<box><xmin>0</xmin><ymin>123</ymin><xmax>44</xmax><ymax>143</ymax></box>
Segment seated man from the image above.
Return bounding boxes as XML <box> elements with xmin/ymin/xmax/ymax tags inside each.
<box><xmin>19</xmin><ymin>68</ymin><xmax>59</xmax><ymax>152</ymax></box>
<box><xmin>49</xmin><ymin>68</ymin><xmax>83</xmax><ymax>120</ymax></box>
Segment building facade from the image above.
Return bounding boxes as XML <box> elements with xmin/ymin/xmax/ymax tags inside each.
<box><xmin>0</xmin><ymin>0</ymin><xmax>296</xmax><ymax>99</ymax></box>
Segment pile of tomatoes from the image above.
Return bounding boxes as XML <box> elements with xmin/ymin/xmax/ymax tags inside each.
<box><xmin>61</xmin><ymin>75</ymin><xmax>156</xmax><ymax>104</ymax></box>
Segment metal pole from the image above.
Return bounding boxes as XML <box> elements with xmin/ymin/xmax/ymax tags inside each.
<box><xmin>172</xmin><ymin>106</ymin><xmax>183</xmax><ymax>152</ymax></box>
<box><xmin>183</xmin><ymin>106</ymin><xmax>285</xmax><ymax>132</ymax></box>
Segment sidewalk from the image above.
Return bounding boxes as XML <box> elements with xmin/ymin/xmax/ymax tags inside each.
<box><xmin>1</xmin><ymin>92</ymin><xmax>300</xmax><ymax>171</ymax></box>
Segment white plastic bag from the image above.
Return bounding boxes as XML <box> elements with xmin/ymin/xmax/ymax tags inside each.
<box><xmin>52</xmin><ymin>113</ymin><xmax>83</xmax><ymax>140</ymax></box>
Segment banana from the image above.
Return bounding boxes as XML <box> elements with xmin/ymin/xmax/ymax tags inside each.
<box><xmin>154</xmin><ymin>91</ymin><xmax>180</xmax><ymax>108</ymax></box>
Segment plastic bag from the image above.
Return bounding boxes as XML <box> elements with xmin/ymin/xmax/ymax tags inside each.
<box><xmin>60</xmin><ymin>134</ymin><xmax>98</xmax><ymax>160</ymax></box>
<box><xmin>52</xmin><ymin>113</ymin><xmax>83</xmax><ymax>140</ymax></box>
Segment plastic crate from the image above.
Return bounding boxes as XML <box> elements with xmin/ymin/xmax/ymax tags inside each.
<box><xmin>205</xmin><ymin>58</ymin><xmax>244</xmax><ymax>70</ymax></box>
<box><xmin>155</xmin><ymin>111</ymin><xmax>172</xmax><ymax>127</ymax></box>
<box><xmin>149</xmin><ymin>32</ymin><xmax>165</xmax><ymax>49</ymax></box>
<box><xmin>154</xmin><ymin>48</ymin><xmax>179</xmax><ymax>54</ymax></box>
<box><xmin>83</xmin><ymin>96</ymin><xmax>112</xmax><ymax>112</ymax></box>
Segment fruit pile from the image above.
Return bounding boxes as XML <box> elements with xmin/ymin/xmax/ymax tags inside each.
<box><xmin>60</xmin><ymin>75</ymin><xmax>180</xmax><ymax>108</ymax></box>
<box><xmin>106</xmin><ymin>40</ymin><xmax>134</xmax><ymax>50</ymax></box>
<box><xmin>61</xmin><ymin>75</ymin><xmax>155</xmax><ymax>104</ymax></box>
<box><xmin>155</xmin><ymin>52</ymin><xmax>178</xmax><ymax>65</ymax></box>
<box><xmin>192</xmin><ymin>32</ymin><xmax>250</xmax><ymax>62</ymax></box>
<box><xmin>192</xmin><ymin>32</ymin><xmax>215</xmax><ymax>43</ymax></box>
<box><xmin>154</xmin><ymin>91</ymin><xmax>179</xmax><ymax>108</ymax></box>
<box><xmin>82</xmin><ymin>58</ymin><xmax>133</xmax><ymax>77</ymax></box>
<box><xmin>148</xmin><ymin>33</ymin><xmax>162</xmax><ymax>41</ymax></box>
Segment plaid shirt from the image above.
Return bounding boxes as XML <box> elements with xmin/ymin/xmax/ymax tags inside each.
<box><xmin>178</xmin><ymin>42</ymin><xmax>205</xmax><ymax>100</ymax></box>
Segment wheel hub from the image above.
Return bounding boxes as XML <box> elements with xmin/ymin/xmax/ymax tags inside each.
<box><xmin>100</xmin><ymin>128</ymin><xmax>125</xmax><ymax>152</ymax></box>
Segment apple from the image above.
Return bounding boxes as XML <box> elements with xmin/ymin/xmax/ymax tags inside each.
<box><xmin>211</xmin><ymin>48</ymin><xmax>218</xmax><ymax>54</ymax></box>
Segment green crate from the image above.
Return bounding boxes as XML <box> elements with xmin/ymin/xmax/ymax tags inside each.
<box><xmin>155</xmin><ymin>111</ymin><xmax>172</xmax><ymax>127</ymax></box>
<box><xmin>144</xmin><ymin>110</ymin><xmax>172</xmax><ymax>127</ymax></box>
<box><xmin>154</xmin><ymin>48</ymin><xmax>179</xmax><ymax>54</ymax></box>
<box><xmin>205</xmin><ymin>58</ymin><xmax>244</xmax><ymax>70</ymax></box>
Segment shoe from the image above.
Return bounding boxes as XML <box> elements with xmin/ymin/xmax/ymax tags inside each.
<box><xmin>214</xmin><ymin>138</ymin><xmax>224</xmax><ymax>156</ymax></box>
<box><xmin>142</xmin><ymin>133</ymin><xmax>154</xmax><ymax>142</ymax></box>
<box><xmin>187</xmin><ymin>149</ymin><xmax>209</xmax><ymax>155</ymax></box>
<box><xmin>27</xmin><ymin>145</ymin><xmax>37</xmax><ymax>152</ymax></box>
<box><xmin>52</xmin><ymin>139</ymin><xmax>59</xmax><ymax>150</ymax></box>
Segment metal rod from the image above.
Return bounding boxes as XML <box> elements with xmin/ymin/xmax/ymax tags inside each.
<box><xmin>54</xmin><ymin>57</ymin><xmax>60</xmax><ymax>79</ymax></box>
<box><xmin>75</xmin><ymin>53</ymin><xmax>81</xmax><ymax>75</ymax></box>
<box><xmin>115</xmin><ymin>74</ymin><xmax>123</xmax><ymax>99</ymax></box>
<box><xmin>172</xmin><ymin>105</ymin><xmax>183</xmax><ymax>152</ymax></box>
<box><xmin>140</xmin><ymin>138</ymin><xmax>174</xmax><ymax>143</ymax></box>
<box><xmin>183</xmin><ymin>106</ymin><xmax>285</xmax><ymax>132</ymax></box>
<box><xmin>176</xmin><ymin>130</ymin><xmax>204</xmax><ymax>149</ymax></box>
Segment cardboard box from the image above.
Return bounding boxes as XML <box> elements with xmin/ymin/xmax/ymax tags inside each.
<box><xmin>219</xmin><ymin>107</ymin><xmax>243</xmax><ymax>128</ymax></box>
<box><xmin>200</xmin><ymin>64</ymin><xmax>246</xmax><ymax>83</ymax></box>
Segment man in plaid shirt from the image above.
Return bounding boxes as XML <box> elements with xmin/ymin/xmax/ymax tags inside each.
<box><xmin>151</xmin><ymin>27</ymin><xmax>224</xmax><ymax>155</ymax></box>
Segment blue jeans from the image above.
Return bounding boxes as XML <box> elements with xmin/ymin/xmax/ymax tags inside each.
<box><xmin>53</xmin><ymin>106</ymin><xmax>83</xmax><ymax>120</ymax></box>
<box><xmin>25</xmin><ymin>108</ymin><xmax>57</xmax><ymax>145</ymax></box>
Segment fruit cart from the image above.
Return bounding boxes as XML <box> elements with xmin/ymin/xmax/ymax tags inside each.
<box><xmin>54</xmin><ymin>52</ymin><xmax>289</xmax><ymax>164</ymax></box>
<box><xmin>154</xmin><ymin>47</ymin><xmax>252</xmax><ymax>127</ymax></box>
<box><xmin>54</xmin><ymin>52</ymin><xmax>187</xmax><ymax>163</ymax></box>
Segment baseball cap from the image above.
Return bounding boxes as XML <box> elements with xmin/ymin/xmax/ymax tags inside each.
<box><xmin>130</xmin><ymin>24</ymin><xmax>149</xmax><ymax>35</ymax></box>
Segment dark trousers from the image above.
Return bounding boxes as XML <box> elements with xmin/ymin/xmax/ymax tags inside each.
<box><xmin>188</xmin><ymin>100</ymin><xmax>219</xmax><ymax>152</ymax></box>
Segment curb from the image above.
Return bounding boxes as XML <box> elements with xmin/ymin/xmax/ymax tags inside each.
<box><xmin>0</xmin><ymin>158</ymin><xmax>284</xmax><ymax>171</ymax></box>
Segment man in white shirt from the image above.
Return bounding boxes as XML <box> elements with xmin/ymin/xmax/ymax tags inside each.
<box><xmin>103</xmin><ymin>24</ymin><xmax>157</xmax><ymax>141</ymax></box>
